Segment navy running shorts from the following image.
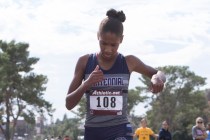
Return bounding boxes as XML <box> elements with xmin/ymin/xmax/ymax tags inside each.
<box><xmin>84</xmin><ymin>123</ymin><xmax>133</xmax><ymax>140</ymax></box>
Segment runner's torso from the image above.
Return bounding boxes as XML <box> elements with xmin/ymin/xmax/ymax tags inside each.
<box><xmin>84</xmin><ymin>53</ymin><xmax>130</xmax><ymax>127</ymax></box>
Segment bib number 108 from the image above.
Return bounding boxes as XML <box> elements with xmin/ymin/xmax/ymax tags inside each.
<box><xmin>96</xmin><ymin>97</ymin><xmax>116</xmax><ymax>108</ymax></box>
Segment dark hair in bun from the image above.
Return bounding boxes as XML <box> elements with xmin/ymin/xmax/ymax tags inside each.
<box><xmin>106</xmin><ymin>9</ymin><xmax>126</xmax><ymax>23</ymax></box>
<box><xmin>99</xmin><ymin>8</ymin><xmax>126</xmax><ymax>36</ymax></box>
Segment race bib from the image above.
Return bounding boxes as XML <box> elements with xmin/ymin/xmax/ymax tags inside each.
<box><xmin>89</xmin><ymin>90</ymin><xmax>123</xmax><ymax>115</ymax></box>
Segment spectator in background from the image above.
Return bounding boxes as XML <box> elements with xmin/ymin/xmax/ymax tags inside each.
<box><xmin>134</xmin><ymin>118</ymin><xmax>158</xmax><ymax>140</ymax></box>
<box><xmin>192</xmin><ymin>117</ymin><xmax>207</xmax><ymax>140</ymax></box>
<box><xmin>158</xmin><ymin>120</ymin><xmax>171</xmax><ymax>140</ymax></box>
<box><xmin>206</xmin><ymin>123</ymin><xmax>210</xmax><ymax>140</ymax></box>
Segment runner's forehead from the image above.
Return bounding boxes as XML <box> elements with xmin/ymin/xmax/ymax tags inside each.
<box><xmin>99</xmin><ymin>32</ymin><xmax>122</xmax><ymax>44</ymax></box>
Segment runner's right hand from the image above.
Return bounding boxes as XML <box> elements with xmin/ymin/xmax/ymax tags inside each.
<box><xmin>84</xmin><ymin>65</ymin><xmax>104</xmax><ymax>87</ymax></box>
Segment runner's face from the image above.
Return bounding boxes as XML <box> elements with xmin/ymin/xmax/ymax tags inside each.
<box><xmin>98</xmin><ymin>32</ymin><xmax>123</xmax><ymax>60</ymax></box>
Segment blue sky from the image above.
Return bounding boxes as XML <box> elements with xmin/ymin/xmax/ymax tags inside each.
<box><xmin>0</xmin><ymin>0</ymin><xmax>210</xmax><ymax>121</ymax></box>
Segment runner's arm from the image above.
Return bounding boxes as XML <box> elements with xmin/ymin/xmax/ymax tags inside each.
<box><xmin>126</xmin><ymin>55</ymin><xmax>164</xmax><ymax>93</ymax></box>
<box><xmin>65</xmin><ymin>55</ymin><xmax>89</xmax><ymax>110</ymax></box>
<box><xmin>65</xmin><ymin>55</ymin><xmax>104</xmax><ymax>110</ymax></box>
<box><xmin>125</xmin><ymin>55</ymin><xmax>157</xmax><ymax>77</ymax></box>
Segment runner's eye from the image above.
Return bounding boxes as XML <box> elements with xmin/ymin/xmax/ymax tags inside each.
<box><xmin>100</xmin><ymin>41</ymin><xmax>107</xmax><ymax>46</ymax></box>
<box><xmin>111</xmin><ymin>44</ymin><xmax>118</xmax><ymax>47</ymax></box>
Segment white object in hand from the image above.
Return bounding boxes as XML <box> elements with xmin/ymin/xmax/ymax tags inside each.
<box><xmin>151</xmin><ymin>74</ymin><xmax>159</xmax><ymax>84</ymax></box>
<box><xmin>156</xmin><ymin>71</ymin><xmax>166</xmax><ymax>82</ymax></box>
<box><xmin>151</xmin><ymin>71</ymin><xmax>166</xmax><ymax>84</ymax></box>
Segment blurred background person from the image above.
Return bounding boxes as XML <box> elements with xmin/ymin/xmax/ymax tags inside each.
<box><xmin>192</xmin><ymin>117</ymin><xmax>207</xmax><ymax>140</ymax></box>
<box><xmin>134</xmin><ymin>118</ymin><xmax>158</xmax><ymax>140</ymax></box>
<box><xmin>158</xmin><ymin>120</ymin><xmax>171</xmax><ymax>140</ymax></box>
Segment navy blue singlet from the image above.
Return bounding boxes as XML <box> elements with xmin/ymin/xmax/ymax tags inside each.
<box><xmin>84</xmin><ymin>53</ymin><xmax>130</xmax><ymax>127</ymax></box>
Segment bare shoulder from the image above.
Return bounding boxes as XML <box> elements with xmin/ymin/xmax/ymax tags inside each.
<box><xmin>72</xmin><ymin>54</ymin><xmax>90</xmax><ymax>78</ymax></box>
<box><xmin>125</xmin><ymin>55</ymin><xmax>139</xmax><ymax>62</ymax></box>
<box><xmin>67</xmin><ymin>54</ymin><xmax>90</xmax><ymax>95</ymax></box>
<box><xmin>78</xmin><ymin>54</ymin><xmax>90</xmax><ymax>63</ymax></box>
<box><xmin>124</xmin><ymin>55</ymin><xmax>142</xmax><ymax>72</ymax></box>
<box><xmin>76</xmin><ymin>54</ymin><xmax>90</xmax><ymax>70</ymax></box>
<box><xmin>125</xmin><ymin>55</ymin><xmax>157</xmax><ymax>77</ymax></box>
